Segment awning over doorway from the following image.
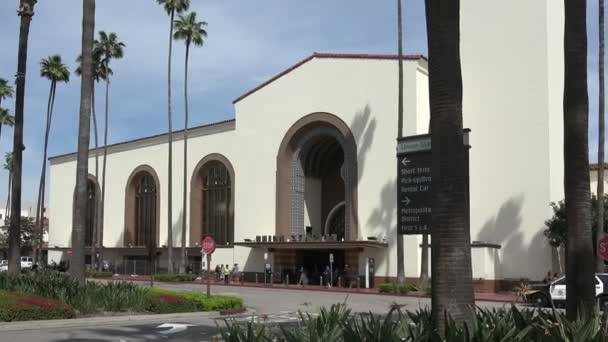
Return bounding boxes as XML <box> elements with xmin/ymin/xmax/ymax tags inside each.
<box><xmin>233</xmin><ymin>241</ymin><xmax>388</xmax><ymax>250</ymax></box>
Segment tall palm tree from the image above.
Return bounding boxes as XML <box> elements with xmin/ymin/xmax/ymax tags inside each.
<box><xmin>76</xmin><ymin>50</ymin><xmax>106</xmax><ymax>270</ymax></box>
<box><xmin>174</xmin><ymin>11</ymin><xmax>207</xmax><ymax>273</ymax></box>
<box><xmin>597</xmin><ymin>0</ymin><xmax>606</xmax><ymax>273</ymax></box>
<box><xmin>0</xmin><ymin>78</ymin><xmax>15</xmax><ymax>144</ymax></box>
<box><xmin>34</xmin><ymin>55</ymin><xmax>70</xmax><ymax>264</ymax></box>
<box><xmin>72</xmin><ymin>0</ymin><xmax>96</xmax><ymax>283</ymax></box>
<box><xmin>3</xmin><ymin>153</ymin><xmax>13</xmax><ymax>226</ymax></box>
<box><xmin>0</xmin><ymin>108</ymin><xmax>15</xmax><ymax>146</ymax></box>
<box><xmin>425</xmin><ymin>0</ymin><xmax>474</xmax><ymax>331</ymax></box>
<box><xmin>396</xmin><ymin>0</ymin><xmax>406</xmax><ymax>285</ymax></box>
<box><xmin>564</xmin><ymin>0</ymin><xmax>595</xmax><ymax>320</ymax></box>
<box><xmin>95</xmin><ymin>31</ymin><xmax>124</xmax><ymax>272</ymax></box>
<box><xmin>157</xmin><ymin>0</ymin><xmax>190</xmax><ymax>274</ymax></box>
<box><xmin>9</xmin><ymin>0</ymin><xmax>37</xmax><ymax>275</ymax></box>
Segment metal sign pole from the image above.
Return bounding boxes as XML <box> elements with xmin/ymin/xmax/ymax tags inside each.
<box><xmin>206</xmin><ymin>253</ymin><xmax>211</xmax><ymax>297</ymax></box>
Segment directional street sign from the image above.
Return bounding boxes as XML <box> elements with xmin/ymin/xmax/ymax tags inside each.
<box><xmin>397</xmin><ymin>137</ymin><xmax>432</xmax><ymax>235</ymax></box>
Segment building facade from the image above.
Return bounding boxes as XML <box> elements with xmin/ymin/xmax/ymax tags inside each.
<box><xmin>48</xmin><ymin>1</ymin><xmax>566</xmax><ymax>289</ymax></box>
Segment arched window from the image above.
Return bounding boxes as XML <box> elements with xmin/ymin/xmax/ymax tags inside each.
<box><xmin>202</xmin><ymin>161</ymin><xmax>232</xmax><ymax>245</ymax></box>
<box><xmin>125</xmin><ymin>167</ymin><xmax>160</xmax><ymax>248</ymax></box>
<box><xmin>190</xmin><ymin>156</ymin><xmax>234</xmax><ymax>246</ymax></box>
<box><xmin>135</xmin><ymin>174</ymin><xmax>157</xmax><ymax>247</ymax></box>
<box><xmin>84</xmin><ymin>179</ymin><xmax>97</xmax><ymax>246</ymax></box>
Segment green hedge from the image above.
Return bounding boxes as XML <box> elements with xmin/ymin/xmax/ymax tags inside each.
<box><xmin>0</xmin><ymin>291</ymin><xmax>75</xmax><ymax>322</ymax></box>
<box><xmin>85</xmin><ymin>271</ymin><xmax>113</xmax><ymax>278</ymax></box>
<box><xmin>153</xmin><ymin>273</ymin><xmax>197</xmax><ymax>282</ymax></box>
<box><xmin>378</xmin><ymin>283</ymin><xmax>418</xmax><ymax>294</ymax></box>
<box><xmin>148</xmin><ymin>288</ymin><xmax>244</xmax><ymax>311</ymax></box>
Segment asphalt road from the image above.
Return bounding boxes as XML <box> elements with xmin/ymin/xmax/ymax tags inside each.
<box><xmin>0</xmin><ymin>282</ymin><xmax>515</xmax><ymax>341</ymax></box>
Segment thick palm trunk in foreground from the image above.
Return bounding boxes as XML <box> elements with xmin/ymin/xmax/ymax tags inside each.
<box><xmin>564</xmin><ymin>0</ymin><xmax>595</xmax><ymax>320</ymax></box>
<box><xmin>426</xmin><ymin>0</ymin><xmax>474</xmax><ymax>331</ymax></box>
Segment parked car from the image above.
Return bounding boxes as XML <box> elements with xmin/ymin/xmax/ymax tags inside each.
<box><xmin>525</xmin><ymin>273</ymin><xmax>608</xmax><ymax>308</ymax></box>
<box><xmin>20</xmin><ymin>256</ymin><xmax>33</xmax><ymax>269</ymax></box>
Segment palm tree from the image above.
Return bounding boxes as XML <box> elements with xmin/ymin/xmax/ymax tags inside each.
<box><xmin>95</xmin><ymin>31</ymin><xmax>124</xmax><ymax>272</ymax></box>
<box><xmin>425</xmin><ymin>0</ymin><xmax>474</xmax><ymax>331</ymax></box>
<box><xmin>157</xmin><ymin>0</ymin><xmax>190</xmax><ymax>274</ymax></box>
<box><xmin>9</xmin><ymin>0</ymin><xmax>37</xmax><ymax>275</ymax></box>
<box><xmin>0</xmin><ymin>79</ymin><xmax>15</xmax><ymax>143</ymax></box>
<box><xmin>174</xmin><ymin>11</ymin><xmax>207</xmax><ymax>273</ymax></box>
<box><xmin>3</xmin><ymin>153</ymin><xmax>13</xmax><ymax>226</ymax></box>
<box><xmin>34</xmin><ymin>55</ymin><xmax>70</xmax><ymax>264</ymax></box>
<box><xmin>0</xmin><ymin>108</ymin><xmax>15</xmax><ymax>146</ymax></box>
<box><xmin>72</xmin><ymin>0</ymin><xmax>96</xmax><ymax>283</ymax></box>
<box><xmin>396</xmin><ymin>0</ymin><xmax>406</xmax><ymax>285</ymax></box>
<box><xmin>564</xmin><ymin>0</ymin><xmax>595</xmax><ymax>320</ymax></box>
<box><xmin>597</xmin><ymin>0</ymin><xmax>606</xmax><ymax>273</ymax></box>
<box><xmin>76</xmin><ymin>50</ymin><xmax>106</xmax><ymax>270</ymax></box>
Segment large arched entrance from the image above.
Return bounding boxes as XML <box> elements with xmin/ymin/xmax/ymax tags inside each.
<box><xmin>276</xmin><ymin>112</ymin><xmax>358</xmax><ymax>240</ymax></box>
<box><xmin>190</xmin><ymin>154</ymin><xmax>235</xmax><ymax>246</ymax></box>
<box><xmin>84</xmin><ymin>177</ymin><xmax>100</xmax><ymax>247</ymax></box>
<box><xmin>124</xmin><ymin>166</ymin><xmax>160</xmax><ymax>248</ymax></box>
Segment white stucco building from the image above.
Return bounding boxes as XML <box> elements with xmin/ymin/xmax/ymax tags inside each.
<box><xmin>47</xmin><ymin>1</ymin><xmax>566</xmax><ymax>290</ymax></box>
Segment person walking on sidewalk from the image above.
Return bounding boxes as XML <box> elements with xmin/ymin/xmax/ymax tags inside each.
<box><xmin>224</xmin><ymin>264</ymin><xmax>231</xmax><ymax>284</ymax></box>
<box><xmin>215</xmin><ymin>264</ymin><xmax>221</xmax><ymax>281</ymax></box>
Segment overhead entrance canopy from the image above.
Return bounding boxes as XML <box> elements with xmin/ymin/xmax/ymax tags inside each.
<box><xmin>233</xmin><ymin>241</ymin><xmax>387</xmax><ymax>250</ymax></box>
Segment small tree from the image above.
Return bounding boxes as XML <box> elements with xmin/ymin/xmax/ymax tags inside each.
<box><xmin>0</xmin><ymin>216</ymin><xmax>36</xmax><ymax>255</ymax></box>
<box><xmin>544</xmin><ymin>195</ymin><xmax>608</xmax><ymax>272</ymax></box>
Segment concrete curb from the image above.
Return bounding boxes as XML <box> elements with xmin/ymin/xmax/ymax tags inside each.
<box><xmin>0</xmin><ymin>310</ymin><xmax>252</xmax><ymax>332</ymax></box>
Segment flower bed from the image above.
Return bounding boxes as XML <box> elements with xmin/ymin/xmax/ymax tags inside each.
<box><xmin>0</xmin><ymin>272</ymin><xmax>243</xmax><ymax>318</ymax></box>
<box><xmin>0</xmin><ymin>291</ymin><xmax>75</xmax><ymax>322</ymax></box>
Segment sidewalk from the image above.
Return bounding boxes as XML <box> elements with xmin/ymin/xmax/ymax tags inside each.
<box><xmin>96</xmin><ymin>276</ymin><xmax>520</xmax><ymax>304</ymax></box>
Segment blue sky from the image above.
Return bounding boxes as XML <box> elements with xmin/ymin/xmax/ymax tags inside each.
<box><xmin>0</xmin><ymin>0</ymin><xmax>604</xmax><ymax>208</ymax></box>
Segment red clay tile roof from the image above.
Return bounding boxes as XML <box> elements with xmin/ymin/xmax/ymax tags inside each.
<box><xmin>232</xmin><ymin>52</ymin><xmax>427</xmax><ymax>104</ymax></box>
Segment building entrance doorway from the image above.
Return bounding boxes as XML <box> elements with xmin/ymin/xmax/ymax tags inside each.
<box><xmin>296</xmin><ymin>249</ymin><xmax>344</xmax><ymax>285</ymax></box>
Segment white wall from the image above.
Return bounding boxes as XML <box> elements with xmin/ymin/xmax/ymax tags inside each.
<box><xmin>461</xmin><ymin>0</ymin><xmax>563</xmax><ymax>280</ymax></box>
<box><xmin>233</xmin><ymin>56</ymin><xmax>428</xmax><ymax>279</ymax></box>
<box><xmin>48</xmin><ymin>122</ymin><xmax>236</xmax><ymax>258</ymax></box>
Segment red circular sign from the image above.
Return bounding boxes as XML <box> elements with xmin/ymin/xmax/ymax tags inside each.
<box><xmin>600</xmin><ymin>236</ymin><xmax>608</xmax><ymax>260</ymax></box>
<box><xmin>202</xmin><ymin>236</ymin><xmax>216</xmax><ymax>255</ymax></box>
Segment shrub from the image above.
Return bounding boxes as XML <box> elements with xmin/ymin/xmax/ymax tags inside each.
<box><xmin>0</xmin><ymin>291</ymin><xmax>75</xmax><ymax>322</ymax></box>
<box><xmin>154</xmin><ymin>273</ymin><xmax>197</xmax><ymax>282</ymax></box>
<box><xmin>148</xmin><ymin>288</ymin><xmax>244</xmax><ymax>311</ymax></box>
<box><xmin>221</xmin><ymin>305</ymin><xmax>608</xmax><ymax>341</ymax></box>
<box><xmin>145</xmin><ymin>292</ymin><xmax>198</xmax><ymax>314</ymax></box>
<box><xmin>378</xmin><ymin>283</ymin><xmax>397</xmax><ymax>293</ymax></box>
<box><xmin>85</xmin><ymin>271</ymin><xmax>113</xmax><ymax>278</ymax></box>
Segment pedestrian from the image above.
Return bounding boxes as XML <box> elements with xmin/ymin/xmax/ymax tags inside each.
<box><xmin>298</xmin><ymin>266</ymin><xmax>308</xmax><ymax>286</ymax></box>
<box><xmin>215</xmin><ymin>264</ymin><xmax>221</xmax><ymax>281</ymax></box>
<box><xmin>232</xmin><ymin>263</ymin><xmax>240</xmax><ymax>282</ymax></box>
<box><xmin>224</xmin><ymin>264</ymin><xmax>231</xmax><ymax>284</ymax></box>
<box><xmin>323</xmin><ymin>265</ymin><xmax>332</xmax><ymax>288</ymax></box>
<box><xmin>220</xmin><ymin>264</ymin><xmax>225</xmax><ymax>281</ymax></box>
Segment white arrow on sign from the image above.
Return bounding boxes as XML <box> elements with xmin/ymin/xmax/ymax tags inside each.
<box><xmin>401</xmin><ymin>196</ymin><xmax>411</xmax><ymax>206</ymax></box>
<box><xmin>157</xmin><ymin>323</ymin><xmax>196</xmax><ymax>335</ymax></box>
<box><xmin>401</xmin><ymin>157</ymin><xmax>411</xmax><ymax>167</ymax></box>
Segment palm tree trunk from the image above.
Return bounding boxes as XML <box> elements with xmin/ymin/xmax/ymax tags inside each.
<box><xmin>181</xmin><ymin>41</ymin><xmax>190</xmax><ymax>274</ymax></box>
<box><xmin>396</xmin><ymin>0</ymin><xmax>406</xmax><ymax>286</ymax></box>
<box><xmin>5</xmin><ymin>174</ymin><xmax>11</xmax><ymax>226</ymax></box>
<box><xmin>72</xmin><ymin>0</ymin><xmax>95</xmax><ymax>283</ymax></box>
<box><xmin>419</xmin><ymin>234</ymin><xmax>430</xmax><ymax>289</ymax></box>
<box><xmin>426</xmin><ymin>0</ymin><xmax>474</xmax><ymax>331</ymax></box>
<box><xmin>91</xmin><ymin>79</ymin><xmax>100</xmax><ymax>271</ymax></box>
<box><xmin>9</xmin><ymin>0</ymin><xmax>36</xmax><ymax>274</ymax></box>
<box><xmin>166</xmin><ymin>9</ymin><xmax>175</xmax><ymax>274</ymax></box>
<box><xmin>564</xmin><ymin>0</ymin><xmax>595</xmax><ymax>320</ymax></box>
<box><xmin>34</xmin><ymin>81</ymin><xmax>56</xmax><ymax>264</ymax></box>
<box><xmin>100</xmin><ymin>75</ymin><xmax>110</xmax><ymax>275</ymax></box>
<box><xmin>597</xmin><ymin>0</ymin><xmax>605</xmax><ymax>273</ymax></box>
